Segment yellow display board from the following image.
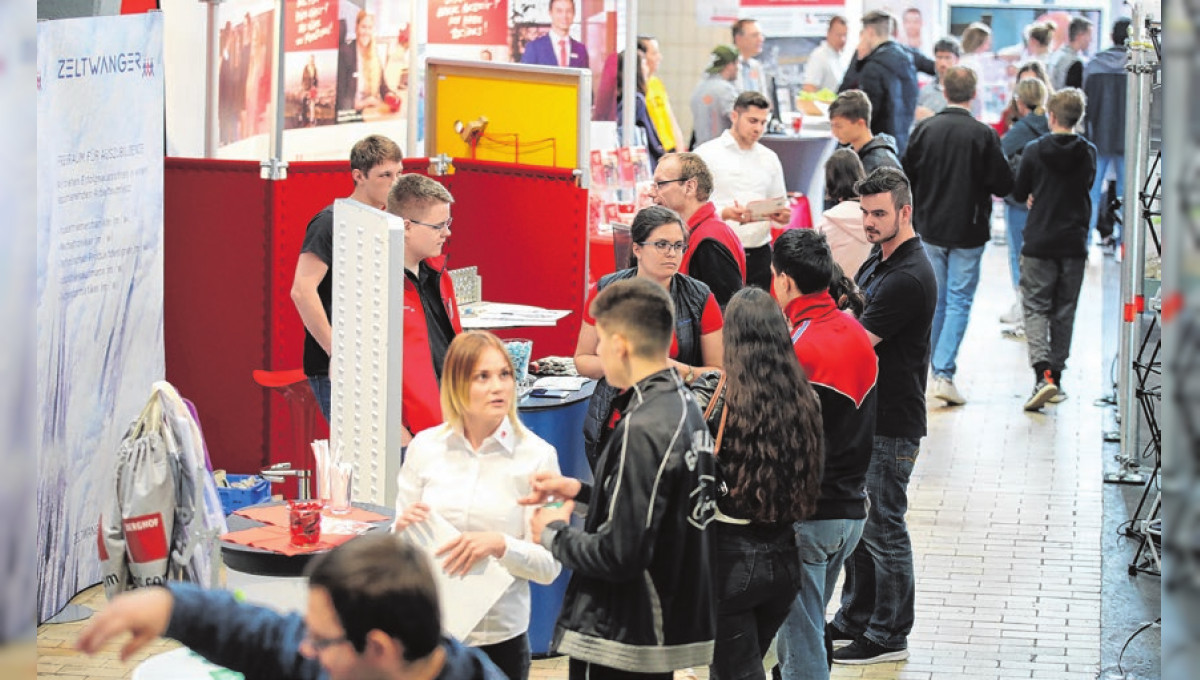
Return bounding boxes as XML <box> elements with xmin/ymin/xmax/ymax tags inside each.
<box><xmin>425</xmin><ymin>58</ymin><xmax>591</xmax><ymax>173</ymax></box>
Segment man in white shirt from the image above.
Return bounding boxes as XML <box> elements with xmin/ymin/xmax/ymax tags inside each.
<box><xmin>802</xmin><ymin>16</ymin><xmax>850</xmax><ymax>93</ymax></box>
<box><xmin>732</xmin><ymin>18</ymin><xmax>769</xmax><ymax>94</ymax></box>
<box><xmin>694</xmin><ymin>91</ymin><xmax>791</xmax><ymax>290</ymax></box>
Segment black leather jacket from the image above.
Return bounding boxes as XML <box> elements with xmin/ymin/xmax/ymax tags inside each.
<box><xmin>542</xmin><ymin>369</ymin><xmax>717</xmax><ymax>673</ymax></box>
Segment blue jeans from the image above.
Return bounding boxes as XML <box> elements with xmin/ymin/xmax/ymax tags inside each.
<box><xmin>1004</xmin><ymin>204</ymin><xmax>1028</xmax><ymax>291</ymax></box>
<box><xmin>1089</xmin><ymin>154</ymin><xmax>1125</xmax><ymax>244</ymax></box>
<box><xmin>307</xmin><ymin>374</ymin><xmax>331</xmax><ymax>423</ymax></box>
<box><xmin>712</xmin><ymin>523</ymin><xmax>801</xmax><ymax>680</ymax></box>
<box><xmin>833</xmin><ymin>436</ymin><xmax>920</xmax><ymax>651</ymax></box>
<box><xmin>923</xmin><ymin>242</ymin><xmax>986</xmax><ymax>379</ymax></box>
<box><xmin>776</xmin><ymin>517</ymin><xmax>866</xmax><ymax>680</ymax></box>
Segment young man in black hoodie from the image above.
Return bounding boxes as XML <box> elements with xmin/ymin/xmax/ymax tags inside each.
<box><xmin>828</xmin><ymin>89</ymin><xmax>901</xmax><ymax>182</ymax></box>
<box><xmin>1010</xmin><ymin>88</ymin><xmax>1097</xmax><ymax>410</ymax></box>
<box><xmin>527</xmin><ymin>277</ymin><xmax>717</xmax><ymax>680</ymax></box>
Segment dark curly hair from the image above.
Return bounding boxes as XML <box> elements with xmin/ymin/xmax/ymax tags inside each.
<box><xmin>829</xmin><ymin>262</ymin><xmax>865</xmax><ymax>317</ymax></box>
<box><xmin>717</xmin><ymin>287</ymin><xmax>824</xmax><ymax>524</ymax></box>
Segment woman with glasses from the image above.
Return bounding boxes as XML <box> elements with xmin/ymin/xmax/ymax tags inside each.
<box><xmin>393</xmin><ymin>330</ymin><xmax>562</xmax><ymax>680</ymax></box>
<box><xmin>576</xmin><ymin>205</ymin><xmax>724</xmax><ymax>464</ymax></box>
<box><xmin>705</xmin><ymin>287</ymin><xmax>824</xmax><ymax>680</ymax></box>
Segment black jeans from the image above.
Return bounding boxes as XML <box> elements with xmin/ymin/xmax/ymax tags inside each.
<box><xmin>568</xmin><ymin>659</ymin><xmax>671</xmax><ymax>680</ymax></box>
<box><xmin>711</xmin><ymin>522</ymin><xmax>802</xmax><ymax>680</ymax></box>
<box><xmin>478</xmin><ymin>633</ymin><xmax>531</xmax><ymax>680</ymax></box>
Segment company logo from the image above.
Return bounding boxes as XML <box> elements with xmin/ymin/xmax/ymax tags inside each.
<box><xmin>57</xmin><ymin>52</ymin><xmax>144</xmax><ymax>79</ymax></box>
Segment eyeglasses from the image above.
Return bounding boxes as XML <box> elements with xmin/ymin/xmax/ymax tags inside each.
<box><xmin>407</xmin><ymin>216</ymin><xmax>453</xmax><ymax>232</ymax></box>
<box><xmin>653</xmin><ymin>177</ymin><xmax>688</xmax><ymax>189</ymax></box>
<box><xmin>301</xmin><ymin>633</ymin><xmax>351</xmax><ymax>653</ymax></box>
<box><xmin>637</xmin><ymin>240</ymin><xmax>687</xmax><ymax>255</ymax></box>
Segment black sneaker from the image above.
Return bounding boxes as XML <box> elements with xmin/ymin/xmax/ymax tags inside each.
<box><xmin>832</xmin><ymin>638</ymin><xmax>909</xmax><ymax>664</ymax></box>
<box><xmin>827</xmin><ymin>622</ymin><xmax>854</xmax><ymax>649</ymax></box>
<box><xmin>1023</xmin><ymin>370</ymin><xmax>1059</xmax><ymax>411</ymax></box>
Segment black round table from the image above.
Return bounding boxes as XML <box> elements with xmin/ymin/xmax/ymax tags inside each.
<box><xmin>220</xmin><ymin>500</ymin><xmax>395</xmax><ymax>577</ymax></box>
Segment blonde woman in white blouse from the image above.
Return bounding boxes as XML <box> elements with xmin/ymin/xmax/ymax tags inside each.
<box><xmin>393</xmin><ymin>330</ymin><xmax>561</xmax><ymax>680</ymax></box>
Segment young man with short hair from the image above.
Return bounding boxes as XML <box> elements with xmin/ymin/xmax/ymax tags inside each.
<box><xmin>386</xmin><ymin>174</ymin><xmax>463</xmax><ymax>443</ymax></box>
<box><xmin>527</xmin><ymin>277</ymin><xmax>717</xmax><ymax>680</ymax></box>
<box><xmin>830</xmin><ymin>167</ymin><xmax>936</xmax><ymax>665</ymax></box>
<box><xmin>694</xmin><ymin>91</ymin><xmax>792</xmax><ymax>290</ymax></box>
<box><xmin>770</xmin><ymin>229</ymin><xmax>879</xmax><ymax>680</ymax></box>
<box><xmin>292</xmin><ymin>134</ymin><xmax>403</xmax><ymax>421</ymax></box>
<box><xmin>76</xmin><ymin>533</ymin><xmax>506</xmax><ymax>680</ymax></box>
<box><xmin>828</xmin><ymin>89</ymin><xmax>901</xmax><ymax>180</ymax></box>
<box><xmin>913</xmin><ymin>36</ymin><xmax>962</xmax><ymax>120</ymax></box>
<box><xmin>651</xmin><ymin>152</ymin><xmax>746</xmax><ymax>306</ymax></box>
<box><xmin>520</xmin><ymin>0</ymin><xmax>588</xmax><ymax>68</ymax></box>
<box><xmin>1010</xmin><ymin>88</ymin><xmax>1097</xmax><ymax>410</ymax></box>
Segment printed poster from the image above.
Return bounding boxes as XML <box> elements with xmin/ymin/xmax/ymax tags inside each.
<box><xmin>36</xmin><ymin>12</ymin><xmax>166</xmax><ymax>622</ymax></box>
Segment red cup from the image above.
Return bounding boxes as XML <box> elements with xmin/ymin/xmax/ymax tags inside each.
<box><xmin>792</xmin><ymin>116</ymin><xmax>803</xmax><ymax>134</ymax></box>
<box><xmin>288</xmin><ymin>500</ymin><xmax>323</xmax><ymax>546</ymax></box>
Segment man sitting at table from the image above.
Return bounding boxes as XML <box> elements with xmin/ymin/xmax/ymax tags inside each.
<box><xmin>75</xmin><ymin>533</ymin><xmax>507</xmax><ymax>680</ymax></box>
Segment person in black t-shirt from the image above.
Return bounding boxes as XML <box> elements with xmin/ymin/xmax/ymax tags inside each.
<box><xmin>829</xmin><ymin>168</ymin><xmax>936</xmax><ymax>666</ymax></box>
<box><xmin>291</xmin><ymin>135</ymin><xmax>403</xmax><ymax>421</ymax></box>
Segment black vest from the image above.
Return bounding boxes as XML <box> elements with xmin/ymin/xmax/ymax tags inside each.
<box><xmin>582</xmin><ymin>269</ymin><xmax>712</xmax><ymax>465</ymax></box>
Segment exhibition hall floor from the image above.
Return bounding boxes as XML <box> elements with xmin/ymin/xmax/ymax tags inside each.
<box><xmin>37</xmin><ymin>244</ymin><xmax>1160</xmax><ymax>680</ymax></box>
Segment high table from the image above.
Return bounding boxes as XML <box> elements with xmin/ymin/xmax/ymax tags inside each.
<box><xmin>760</xmin><ymin>131</ymin><xmax>838</xmax><ymax>226</ymax></box>
<box><xmin>518</xmin><ymin>379</ymin><xmax>596</xmax><ymax>656</ymax></box>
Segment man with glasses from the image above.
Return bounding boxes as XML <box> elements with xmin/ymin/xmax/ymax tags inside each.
<box><xmin>76</xmin><ymin>533</ymin><xmax>506</xmax><ymax>680</ymax></box>
<box><xmin>651</xmin><ymin>152</ymin><xmax>745</xmax><ymax>306</ymax></box>
<box><xmin>388</xmin><ymin>173</ymin><xmax>463</xmax><ymax>444</ymax></box>
<box><xmin>292</xmin><ymin>135</ymin><xmax>403</xmax><ymax>422</ymax></box>
<box><xmin>694</xmin><ymin>91</ymin><xmax>791</xmax><ymax>290</ymax></box>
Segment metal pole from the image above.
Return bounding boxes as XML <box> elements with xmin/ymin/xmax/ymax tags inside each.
<box><xmin>406</xmin><ymin>0</ymin><xmax>422</xmax><ymax>157</ymax></box>
<box><xmin>620</xmin><ymin>0</ymin><xmax>637</xmax><ymax>148</ymax></box>
<box><xmin>203</xmin><ymin>0</ymin><xmax>221</xmax><ymax>158</ymax></box>
<box><xmin>261</xmin><ymin>0</ymin><xmax>288</xmax><ymax>179</ymax></box>
<box><xmin>1108</xmin><ymin>6</ymin><xmax>1150</xmax><ymax>483</ymax></box>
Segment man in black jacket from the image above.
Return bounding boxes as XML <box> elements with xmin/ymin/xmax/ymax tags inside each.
<box><xmin>1011</xmin><ymin>89</ymin><xmax>1097</xmax><ymax>409</ymax></box>
<box><xmin>902</xmin><ymin>65</ymin><xmax>1013</xmax><ymax>406</ymax></box>
<box><xmin>76</xmin><ymin>533</ymin><xmax>506</xmax><ymax>680</ymax></box>
<box><xmin>528</xmin><ymin>278</ymin><xmax>717</xmax><ymax>680</ymax></box>
<box><xmin>838</xmin><ymin>10</ymin><xmax>919</xmax><ymax>155</ymax></box>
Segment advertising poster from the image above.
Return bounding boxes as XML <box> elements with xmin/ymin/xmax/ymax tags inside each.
<box><xmin>217</xmin><ymin>1</ymin><xmax>277</xmax><ymax>146</ymax></box>
<box><xmin>741</xmin><ymin>0</ymin><xmax>846</xmax><ymax>39</ymax></box>
<box><xmin>283</xmin><ymin>0</ymin><xmax>339</xmax><ymax>128</ymax></box>
<box><xmin>36</xmin><ymin>12</ymin><xmax>166</xmax><ymax>622</ymax></box>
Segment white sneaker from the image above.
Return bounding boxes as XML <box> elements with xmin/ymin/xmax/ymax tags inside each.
<box><xmin>999</xmin><ymin>301</ymin><xmax>1022</xmax><ymax>325</ymax></box>
<box><xmin>932</xmin><ymin>376</ymin><xmax>966</xmax><ymax>405</ymax></box>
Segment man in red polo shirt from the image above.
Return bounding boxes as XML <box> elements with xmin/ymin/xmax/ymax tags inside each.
<box><xmin>650</xmin><ymin>152</ymin><xmax>745</xmax><ymax>307</ymax></box>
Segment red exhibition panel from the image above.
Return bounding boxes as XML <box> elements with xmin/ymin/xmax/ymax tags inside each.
<box><xmin>442</xmin><ymin>158</ymin><xmax>589</xmax><ymax>357</ymax></box>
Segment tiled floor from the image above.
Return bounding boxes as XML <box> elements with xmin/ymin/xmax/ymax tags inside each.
<box><xmin>37</xmin><ymin>244</ymin><xmax>1109</xmax><ymax>679</ymax></box>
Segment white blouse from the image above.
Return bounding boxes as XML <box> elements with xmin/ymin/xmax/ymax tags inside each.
<box><xmin>395</xmin><ymin>416</ymin><xmax>562</xmax><ymax>646</ymax></box>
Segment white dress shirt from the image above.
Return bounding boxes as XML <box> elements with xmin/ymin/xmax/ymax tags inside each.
<box><xmin>395</xmin><ymin>416</ymin><xmax>562</xmax><ymax>646</ymax></box>
<box><xmin>692</xmin><ymin>130</ymin><xmax>788</xmax><ymax>249</ymax></box>
<box><xmin>802</xmin><ymin>40</ymin><xmax>847</xmax><ymax>92</ymax></box>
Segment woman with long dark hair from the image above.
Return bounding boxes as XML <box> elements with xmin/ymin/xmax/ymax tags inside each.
<box><xmin>575</xmin><ymin>205</ymin><xmax>724</xmax><ymax>463</ymax></box>
<box><xmin>707</xmin><ymin>287</ymin><xmax>824</xmax><ymax>680</ymax></box>
<box><xmin>815</xmin><ymin>149</ymin><xmax>870</xmax><ymax>278</ymax></box>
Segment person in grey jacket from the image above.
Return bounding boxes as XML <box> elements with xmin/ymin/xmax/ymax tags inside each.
<box><xmin>1083</xmin><ymin>18</ymin><xmax>1131</xmax><ymax>246</ymax></box>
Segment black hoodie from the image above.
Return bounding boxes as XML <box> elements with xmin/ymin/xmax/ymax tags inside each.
<box><xmin>1011</xmin><ymin>133</ymin><xmax>1097</xmax><ymax>259</ymax></box>
<box><xmin>839</xmin><ymin>40</ymin><xmax>919</xmax><ymax>154</ymax></box>
<box><xmin>857</xmin><ymin>132</ymin><xmax>901</xmax><ymax>176</ymax></box>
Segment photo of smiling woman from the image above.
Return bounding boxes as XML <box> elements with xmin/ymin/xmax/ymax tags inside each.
<box><xmin>393</xmin><ymin>330</ymin><xmax>562</xmax><ymax>680</ymax></box>
<box><xmin>575</xmin><ymin>205</ymin><xmax>725</xmax><ymax>463</ymax></box>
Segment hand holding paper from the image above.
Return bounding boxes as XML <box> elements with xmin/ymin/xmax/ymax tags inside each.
<box><xmin>436</xmin><ymin>531</ymin><xmax>507</xmax><ymax>577</ymax></box>
<box><xmin>745</xmin><ymin>196</ymin><xmax>789</xmax><ymax>222</ymax></box>
<box><xmin>392</xmin><ymin>501</ymin><xmax>431</xmax><ymax>532</ymax></box>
